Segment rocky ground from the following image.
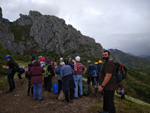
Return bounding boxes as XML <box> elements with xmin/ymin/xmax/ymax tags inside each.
<box><xmin>0</xmin><ymin>77</ymin><xmax>102</xmax><ymax>113</ymax></box>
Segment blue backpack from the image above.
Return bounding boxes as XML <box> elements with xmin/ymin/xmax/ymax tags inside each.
<box><xmin>56</xmin><ymin>65</ymin><xmax>61</xmax><ymax>74</ymax></box>
<box><xmin>89</xmin><ymin>65</ymin><xmax>97</xmax><ymax>77</ymax></box>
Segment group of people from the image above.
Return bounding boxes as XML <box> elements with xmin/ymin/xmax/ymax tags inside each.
<box><xmin>2</xmin><ymin>50</ymin><xmax>124</xmax><ymax>113</ymax></box>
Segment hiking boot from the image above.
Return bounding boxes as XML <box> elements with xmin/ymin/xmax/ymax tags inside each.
<box><xmin>34</xmin><ymin>98</ymin><xmax>37</xmax><ymax>101</ymax></box>
<box><xmin>70</xmin><ymin>99</ymin><xmax>74</xmax><ymax>103</ymax></box>
<box><xmin>98</xmin><ymin>110</ymin><xmax>108</xmax><ymax>113</ymax></box>
<box><xmin>5</xmin><ymin>90</ymin><xmax>13</xmax><ymax>94</ymax></box>
<box><xmin>39</xmin><ymin>97</ymin><xmax>44</xmax><ymax>101</ymax></box>
<box><xmin>64</xmin><ymin>100</ymin><xmax>69</xmax><ymax>104</ymax></box>
<box><xmin>74</xmin><ymin>97</ymin><xmax>78</xmax><ymax>99</ymax></box>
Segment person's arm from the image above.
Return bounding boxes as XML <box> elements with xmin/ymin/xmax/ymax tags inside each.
<box><xmin>82</xmin><ymin>67</ymin><xmax>87</xmax><ymax>75</ymax></box>
<box><xmin>85</xmin><ymin>66</ymin><xmax>89</xmax><ymax>74</ymax></box>
<box><xmin>98</xmin><ymin>73</ymin><xmax>112</xmax><ymax>92</ymax></box>
<box><xmin>2</xmin><ymin>65</ymin><xmax>9</xmax><ymax>69</ymax></box>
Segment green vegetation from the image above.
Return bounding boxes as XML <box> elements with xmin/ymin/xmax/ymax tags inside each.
<box><xmin>122</xmin><ymin>69</ymin><xmax>150</xmax><ymax>103</ymax></box>
<box><xmin>9</xmin><ymin>22</ymin><xmax>32</xmax><ymax>41</ymax></box>
<box><xmin>89</xmin><ymin>95</ymin><xmax>150</xmax><ymax>113</ymax></box>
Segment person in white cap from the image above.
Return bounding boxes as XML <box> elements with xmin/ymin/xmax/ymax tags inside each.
<box><xmin>74</xmin><ymin>56</ymin><xmax>87</xmax><ymax>99</ymax></box>
<box><xmin>60</xmin><ymin>62</ymin><xmax>75</xmax><ymax>103</ymax></box>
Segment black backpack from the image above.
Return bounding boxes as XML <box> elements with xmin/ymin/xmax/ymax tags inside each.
<box><xmin>115</xmin><ymin>62</ymin><xmax>127</xmax><ymax>83</ymax></box>
<box><xmin>13</xmin><ymin>61</ymin><xmax>20</xmax><ymax>72</ymax></box>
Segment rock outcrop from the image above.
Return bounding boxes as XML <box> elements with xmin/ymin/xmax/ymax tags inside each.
<box><xmin>0</xmin><ymin>7</ymin><xmax>103</xmax><ymax>58</ymax></box>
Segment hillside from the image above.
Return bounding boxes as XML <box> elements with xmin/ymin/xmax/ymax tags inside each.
<box><xmin>109</xmin><ymin>49</ymin><xmax>150</xmax><ymax>73</ymax></box>
<box><xmin>0</xmin><ymin>71</ymin><xmax>150</xmax><ymax>113</ymax></box>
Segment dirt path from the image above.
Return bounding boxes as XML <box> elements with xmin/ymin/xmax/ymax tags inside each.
<box><xmin>0</xmin><ymin>77</ymin><xmax>101</xmax><ymax>113</ymax></box>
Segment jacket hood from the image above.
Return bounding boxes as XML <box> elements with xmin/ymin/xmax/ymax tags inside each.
<box><xmin>33</xmin><ymin>60</ymin><xmax>41</xmax><ymax>66</ymax></box>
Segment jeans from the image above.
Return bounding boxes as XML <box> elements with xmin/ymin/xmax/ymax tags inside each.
<box><xmin>73</xmin><ymin>74</ymin><xmax>82</xmax><ymax>98</ymax></box>
<box><xmin>33</xmin><ymin>83</ymin><xmax>42</xmax><ymax>99</ymax></box>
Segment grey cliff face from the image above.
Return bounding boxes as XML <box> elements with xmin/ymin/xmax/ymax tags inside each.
<box><xmin>0</xmin><ymin>7</ymin><xmax>103</xmax><ymax>57</ymax></box>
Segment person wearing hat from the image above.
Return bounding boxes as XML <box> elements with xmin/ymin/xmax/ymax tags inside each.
<box><xmin>2</xmin><ymin>55</ymin><xmax>16</xmax><ymax>93</ymax></box>
<box><xmin>56</xmin><ymin>57</ymin><xmax>64</xmax><ymax>93</ymax></box>
<box><xmin>74</xmin><ymin>56</ymin><xmax>87</xmax><ymax>99</ymax></box>
<box><xmin>86</xmin><ymin>60</ymin><xmax>97</xmax><ymax>88</ymax></box>
<box><xmin>60</xmin><ymin>62</ymin><xmax>75</xmax><ymax>103</ymax></box>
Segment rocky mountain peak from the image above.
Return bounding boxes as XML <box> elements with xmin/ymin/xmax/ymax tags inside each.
<box><xmin>0</xmin><ymin>8</ymin><xmax>103</xmax><ymax>58</ymax></box>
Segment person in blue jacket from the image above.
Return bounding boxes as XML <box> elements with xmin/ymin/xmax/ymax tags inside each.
<box><xmin>60</xmin><ymin>62</ymin><xmax>75</xmax><ymax>103</ymax></box>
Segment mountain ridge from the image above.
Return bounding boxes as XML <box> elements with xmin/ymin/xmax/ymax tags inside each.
<box><xmin>0</xmin><ymin>7</ymin><xmax>103</xmax><ymax>58</ymax></box>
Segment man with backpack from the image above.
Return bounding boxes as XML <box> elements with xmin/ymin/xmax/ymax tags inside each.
<box><xmin>43</xmin><ymin>59</ymin><xmax>55</xmax><ymax>92</ymax></box>
<box><xmin>98</xmin><ymin>50</ymin><xmax>118</xmax><ymax>113</ymax></box>
<box><xmin>2</xmin><ymin>55</ymin><xmax>19</xmax><ymax>93</ymax></box>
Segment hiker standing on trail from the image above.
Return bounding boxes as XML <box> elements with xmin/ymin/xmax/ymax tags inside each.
<box><xmin>95</xmin><ymin>60</ymin><xmax>103</xmax><ymax>94</ymax></box>
<box><xmin>74</xmin><ymin>56</ymin><xmax>87</xmax><ymax>99</ymax></box>
<box><xmin>56</xmin><ymin>58</ymin><xmax>63</xmax><ymax>93</ymax></box>
<box><xmin>44</xmin><ymin>59</ymin><xmax>55</xmax><ymax>92</ymax></box>
<box><xmin>60</xmin><ymin>62</ymin><xmax>75</xmax><ymax>103</ymax></box>
<box><xmin>2</xmin><ymin>55</ymin><xmax>16</xmax><ymax>93</ymax></box>
<box><xmin>29</xmin><ymin>60</ymin><xmax>45</xmax><ymax>101</ymax></box>
<box><xmin>98</xmin><ymin>50</ymin><xmax>118</xmax><ymax>113</ymax></box>
<box><xmin>86</xmin><ymin>60</ymin><xmax>96</xmax><ymax>88</ymax></box>
<box><xmin>26</xmin><ymin>56</ymin><xmax>36</xmax><ymax>96</ymax></box>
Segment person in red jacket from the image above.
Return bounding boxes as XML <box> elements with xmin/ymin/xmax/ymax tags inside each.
<box><xmin>29</xmin><ymin>60</ymin><xmax>45</xmax><ymax>101</ymax></box>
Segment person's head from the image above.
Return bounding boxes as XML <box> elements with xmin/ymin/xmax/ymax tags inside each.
<box><xmin>60</xmin><ymin>62</ymin><xmax>65</xmax><ymax>67</ymax></box>
<box><xmin>33</xmin><ymin>60</ymin><xmax>41</xmax><ymax>66</ymax></box>
<box><xmin>95</xmin><ymin>62</ymin><xmax>98</xmax><ymax>66</ymax></box>
<box><xmin>68</xmin><ymin>57</ymin><xmax>72</xmax><ymax>63</ymax></box>
<box><xmin>40</xmin><ymin>57</ymin><xmax>45</xmax><ymax>62</ymax></box>
<box><xmin>98</xmin><ymin>60</ymin><xmax>103</xmax><ymax>64</ymax></box>
<box><xmin>5</xmin><ymin>55</ymin><xmax>11</xmax><ymax>62</ymax></box>
<box><xmin>31</xmin><ymin>56</ymin><xmax>35</xmax><ymax>62</ymax></box>
<box><xmin>75</xmin><ymin>56</ymin><xmax>80</xmax><ymax>62</ymax></box>
<box><xmin>102</xmin><ymin>50</ymin><xmax>111</xmax><ymax>61</ymax></box>
<box><xmin>87</xmin><ymin>60</ymin><xmax>91</xmax><ymax>65</ymax></box>
<box><xmin>38</xmin><ymin>56</ymin><xmax>42</xmax><ymax>60</ymax></box>
<box><xmin>60</xmin><ymin>57</ymin><xmax>64</xmax><ymax>62</ymax></box>
<box><xmin>46</xmin><ymin>59</ymin><xmax>50</xmax><ymax>65</ymax></box>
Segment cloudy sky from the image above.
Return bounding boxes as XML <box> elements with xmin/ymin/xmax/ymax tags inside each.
<box><xmin>1</xmin><ymin>0</ymin><xmax>150</xmax><ymax>56</ymax></box>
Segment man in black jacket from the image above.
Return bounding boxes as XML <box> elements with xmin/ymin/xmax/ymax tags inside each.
<box><xmin>2</xmin><ymin>55</ymin><xmax>16</xmax><ymax>93</ymax></box>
